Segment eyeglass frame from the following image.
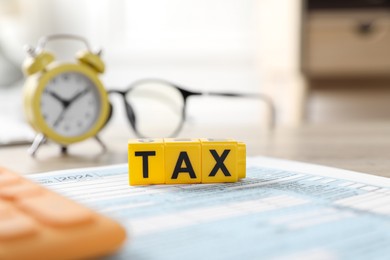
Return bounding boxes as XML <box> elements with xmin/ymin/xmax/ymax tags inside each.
<box><xmin>106</xmin><ymin>78</ymin><xmax>276</xmax><ymax>138</ymax></box>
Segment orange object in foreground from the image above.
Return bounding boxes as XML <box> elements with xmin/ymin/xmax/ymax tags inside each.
<box><xmin>0</xmin><ymin>167</ymin><xmax>126</xmax><ymax>260</ymax></box>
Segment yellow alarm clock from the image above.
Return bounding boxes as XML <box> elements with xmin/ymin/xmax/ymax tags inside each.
<box><xmin>22</xmin><ymin>34</ymin><xmax>110</xmax><ymax>156</ymax></box>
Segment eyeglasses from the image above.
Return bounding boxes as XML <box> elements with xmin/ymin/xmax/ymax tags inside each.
<box><xmin>107</xmin><ymin>79</ymin><xmax>275</xmax><ymax>138</ymax></box>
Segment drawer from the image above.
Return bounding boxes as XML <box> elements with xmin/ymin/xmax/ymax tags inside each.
<box><xmin>304</xmin><ymin>10</ymin><xmax>390</xmax><ymax>77</ymax></box>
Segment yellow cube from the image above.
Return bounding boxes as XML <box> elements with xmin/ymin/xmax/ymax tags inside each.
<box><xmin>200</xmin><ymin>138</ymin><xmax>238</xmax><ymax>183</ymax></box>
<box><xmin>128</xmin><ymin>138</ymin><xmax>165</xmax><ymax>185</ymax></box>
<box><xmin>237</xmin><ymin>142</ymin><xmax>246</xmax><ymax>179</ymax></box>
<box><xmin>164</xmin><ymin>138</ymin><xmax>202</xmax><ymax>184</ymax></box>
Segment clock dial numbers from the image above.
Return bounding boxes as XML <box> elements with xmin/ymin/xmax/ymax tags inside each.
<box><xmin>39</xmin><ymin>72</ymin><xmax>102</xmax><ymax>137</ymax></box>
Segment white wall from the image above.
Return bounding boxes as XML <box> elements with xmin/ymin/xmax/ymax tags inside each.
<box><xmin>84</xmin><ymin>0</ymin><xmax>258</xmax><ymax>65</ymax></box>
<box><xmin>0</xmin><ymin>0</ymin><xmax>304</xmax><ymax>127</ymax></box>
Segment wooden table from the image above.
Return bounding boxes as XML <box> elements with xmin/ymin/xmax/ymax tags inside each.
<box><xmin>1</xmin><ymin>122</ymin><xmax>389</xmax><ymax>178</ymax></box>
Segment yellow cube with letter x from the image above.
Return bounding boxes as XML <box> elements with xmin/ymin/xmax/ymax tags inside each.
<box><xmin>200</xmin><ymin>138</ymin><xmax>238</xmax><ymax>183</ymax></box>
<box><xmin>164</xmin><ymin>138</ymin><xmax>202</xmax><ymax>184</ymax></box>
<box><xmin>128</xmin><ymin>138</ymin><xmax>165</xmax><ymax>185</ymax></box>
<box><xmin>238</xmin><ymin>142</ymin><xmax>246</xmax><ymax>179</ymax></box>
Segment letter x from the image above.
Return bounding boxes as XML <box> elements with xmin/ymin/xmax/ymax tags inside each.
<box><xmin>208</xmin><ymin>149</ymin><xmax>231</xmax><ymax>177</ymax></box>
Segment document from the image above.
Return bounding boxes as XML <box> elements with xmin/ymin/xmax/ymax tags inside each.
<box><xmin>29</xmin><ymin>157</ymin><xmax>390</xmax><ymax>260</ymax></box>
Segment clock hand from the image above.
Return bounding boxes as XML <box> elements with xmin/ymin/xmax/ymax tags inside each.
<box><xmin>47</xmin><ymin>90</ymin><xmax>70</xmax><ymax>108</ymax></box>
<box><xmin>53</xmin><ymin>109</ymin><xmax>66</xmax><ymax>128</ymax></box>
<box><xmin>51</xmin><ymin>88</ymin><xmax>91</xmax><ymax>128</ymax></box>
<box><xmin>68</xmin><ymin>88</ymin><xmax>90</xmax><ymax>104</ymax></box>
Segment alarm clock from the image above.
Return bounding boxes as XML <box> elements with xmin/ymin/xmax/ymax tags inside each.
<box><xmin>22</xmin><ymin>34</ymin><xmax>110</xmax><ymax>156</ymax></box>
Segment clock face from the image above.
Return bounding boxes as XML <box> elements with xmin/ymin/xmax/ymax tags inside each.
<box><xmin>39</xmin><ymin>72</ymin><xmax>102</xmax><ymax>137</ymax></box>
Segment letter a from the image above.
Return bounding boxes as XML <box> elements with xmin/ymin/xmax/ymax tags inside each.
<box><xmin>171</xmin><ymin>152</ymin><xmax>197</xmax><ymax>179</ymax></box>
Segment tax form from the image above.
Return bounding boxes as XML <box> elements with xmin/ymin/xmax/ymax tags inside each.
<box><xmin>29</xmin><ymin>157</ymin><xmax>390</xmax><ymax>260</ymax></box>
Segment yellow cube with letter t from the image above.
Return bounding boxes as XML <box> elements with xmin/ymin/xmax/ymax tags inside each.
<box><xmin>128</xmin><ymin>138</ymin><xmax>165</xmax><ymax>185</ymax></box>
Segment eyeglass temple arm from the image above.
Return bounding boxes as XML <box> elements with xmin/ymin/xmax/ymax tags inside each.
<box><xmin>108</xmin><ymin>87</ymin><xmax>276</xmax><ymax>130</ymax></box>
<box><xmin>107</xmin><ymin>90</ymin><xmax>125</xmax><ymax>95</ymax></box>
<box><xmin>202</xmin><ymin>91</ymin><xmax>276</xmax><ymax>130</ymax></box>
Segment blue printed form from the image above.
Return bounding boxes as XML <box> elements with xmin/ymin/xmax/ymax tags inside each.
<box><xmin>29</xmin><ymin>157</ymin><xmax>390</xmax><ymax>260</ymax></box>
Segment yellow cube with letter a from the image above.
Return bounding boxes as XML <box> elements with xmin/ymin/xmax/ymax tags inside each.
<box><xmin>200</xmin><ymin>138</ymin><xmax>238</xmax><ymax>183</ymax></box>
<box><xmin>164</xmin><ymin>138</ymin><xmax>201</xmax><ymax>184</ymax></box>
<box><xmin>128</xmin><ymin>138</ymin><xmax>165</xmax><ymax>185</ymax></box>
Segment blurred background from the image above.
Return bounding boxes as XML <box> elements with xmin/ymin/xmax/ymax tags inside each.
<box><xmin>0</xmin><ymin>0</ymin><xmax>390</xmax><ymax>145</ymax></box>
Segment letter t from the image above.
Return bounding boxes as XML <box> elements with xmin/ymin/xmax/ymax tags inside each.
<box><xmin>135</xmin><ymin>151</ymin><xmax>156</xmax><ymax>178</ymax></box>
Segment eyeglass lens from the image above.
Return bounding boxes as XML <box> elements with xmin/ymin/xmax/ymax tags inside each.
<box><xmin>125</xmin><ymin>81</ymin><xmax>185</xmax><ymax>137</ymax></box>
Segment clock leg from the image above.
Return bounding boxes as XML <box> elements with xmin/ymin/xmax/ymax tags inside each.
<box><xmin>28</xmin><ymin>134</ymin><xmax>47</xmax><ymax>157</ymax></box>
<box><xmin>95</xmin><ymin>135</ymin><xmax>107</xmax><ymax>152</ymax></box>
<box><xmin>60</xmin><ymin>146</ymin><xmax>68</xmax><ymax>155</ymax></box>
